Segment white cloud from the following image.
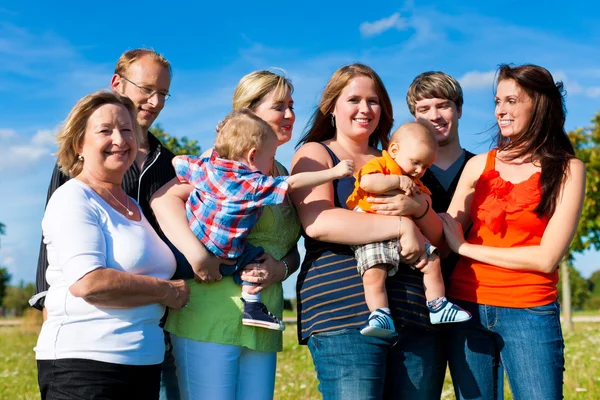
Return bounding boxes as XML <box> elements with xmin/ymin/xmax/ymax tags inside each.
<box><xmin>459</xmin><ymin>70</ymin><xmax>496</xmax><ymax>90</ymax></box>
<box><xmin>360</xmin><ymin>12</ymin><xmax>409</xmax><ymax>38</ymax></box>
<box><xmin>0</xmin><ymin>128</ymin><xmax>57</xmax><ymax>172</ymax></box>
<box><xmin>552</xmin><ymin>71</ymin><xmax>600</xmax><ymax>98</ymax></box>
<box><xmin>0</xmin><ymin>128</ymin><xmax>17</xmax><ymax>138</ymax></box>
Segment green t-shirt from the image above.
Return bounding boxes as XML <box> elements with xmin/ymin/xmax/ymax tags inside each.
<box><xmin>165</xmin><ymin>161</ymin><xmax>301</xmax><ymax>353</ymax></box>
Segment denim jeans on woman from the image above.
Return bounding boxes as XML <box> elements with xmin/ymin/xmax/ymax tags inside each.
<box><xmin>446</xmin><ymin>299</ymin><xmax>564</xmax><ymax>400</ymax></box>
<box><xmin>308</xmin><ymin>327</ymin><xmax>447</xmax><ymax>400</ymax></box>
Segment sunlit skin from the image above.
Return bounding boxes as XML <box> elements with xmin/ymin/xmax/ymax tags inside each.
<box><xmin>111</xmin><ymin>56</ymin><xmax>171</xmax><ymax>132</ymax></box>
<box><xmin>78</xmin><ymin>104</ymin><xmax>137</xmax><ymax>184</ymax></box>
<box><xmin>332</xmin><ymin>76</ymin><xmax>381</xmax><ymax>142</ymax></box>
<box><xmin>413</xmin><ymin>97</ymin><xmax>462</xmax><ymax>147</ymax></box>
<box><xmin>244</xmin><ymin>135</ymin><xmax>278</xmax><ymax>174</ymax></box>
<box><xmin>390</xmin><ymin>138</ymin><xmax>437</xmax><ymax>179</ymax></box>
<box><xmin>495</xmin><ymin>79</ymin><xmax>534</xmax><ymax>140</ymax></box>
<box><xmin>253</xmin><ymin>89</ymin><xmax>295</xmax><ymax>146</ymax></box>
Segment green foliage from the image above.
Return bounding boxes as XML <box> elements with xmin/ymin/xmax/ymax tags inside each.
<box><xmin>150</xmin><ymin>124</ymin><xmax>201</xmax><ymax>156</ymax></box>
<box><xmin>589</xmin><ymin>270</ymin><xmax>600</xmax><ymax>297</ymax></box>
<box><xmin>568</xmin><ymin>112</ymin><xmax>600</xmax><ymax>254</ymax></box>
<box><xmin>558</xmin><ymin>263</ymin><xmax>591</xmax><ymax>309</ymax></box>
<box><xmin>0</xmin><ymin>267</ymin><xmax>11</xmax><ymax>306</ymax></box>
<box><xmin>2</xmin><ymin>282</ymin><xmax>35</xmax><ymax>316</ymax></box>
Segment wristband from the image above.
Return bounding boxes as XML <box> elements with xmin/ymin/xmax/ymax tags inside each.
<box><xmin>414</xmin><ymin>199</ymin><xmax>430</xmax><ymax>220</ymax></box>
<box><xmin>282</xmin><ymin>260</ymin><xmax>290</xmax><ymax>281</ymax></box>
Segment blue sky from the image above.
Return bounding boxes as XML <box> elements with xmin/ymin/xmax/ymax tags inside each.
<box><xmin>1</xmin><ymin>1</ymin><xmax>600</xmax><ymax>298</ymax></box>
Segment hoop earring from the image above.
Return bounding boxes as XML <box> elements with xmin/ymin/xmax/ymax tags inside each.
<box><xmin>330</xmin><ymin>114</ymin><xmax>336</xmax><ymax>127</ymax></box>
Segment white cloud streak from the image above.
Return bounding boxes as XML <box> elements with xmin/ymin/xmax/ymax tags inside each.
<box><xmin>360</xmin><ymin>12</ymin><xmax>409</xmax><ymax>38</ymax></box>
<box><xmin>0</xmin><ymin>128</ymin><xmax>57</xmax><ymax>172</ymax></box>
<box><xmin>459</xmin><ymin>70</ymin><xmax>496</xmax><ymax>90</ymax></box>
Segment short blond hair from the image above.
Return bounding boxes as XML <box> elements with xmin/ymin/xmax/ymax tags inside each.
<box><xmin>232</xmin><ymin>70</ymin><xmax>294</xmax><ymax>111</ymax></box>
<box><xmin>56</xmin><ymin>91</ymin><xmax>142</xmax><ymax>177</ymax></box>
<box><xmin>214</xmin><ymin>109</ymin><xmax>276</xmax><ymax>160</ymax></box>
<box><xmin>406</xmin><ymin>71</ymin><xmax>463</xmax><ymax>116</ymax></box>
<box><xmin>390</xmin><ymin>121</ymin><xmax>437</xmax><ymax>150</ymax></box>
<box><xmin>114</xmin><ymin>48</ymin><xmax>172</xmax><ymax>78</ymax></box>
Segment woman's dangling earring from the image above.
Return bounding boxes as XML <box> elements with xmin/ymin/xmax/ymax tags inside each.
<box><xmin>331</xmin><ymin>114</ymin><xmax>336</xmax><ymax>127</ymax></box>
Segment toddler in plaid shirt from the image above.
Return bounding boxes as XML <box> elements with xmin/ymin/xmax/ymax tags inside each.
<box><xmin>174</xmin><ymin>109</ymin><xmax>354</xmax><ymax>330</ymax></box>
<box><xmin>346</xmin><ymin>122</ymin><xmax>471</xmax><ymax>338</ymax></box>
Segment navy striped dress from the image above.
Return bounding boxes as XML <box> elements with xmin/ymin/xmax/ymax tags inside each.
<box><xmin>296</xmin><ymin>144</ymin><xmax>436</xmax><ymax>344</ymax></box>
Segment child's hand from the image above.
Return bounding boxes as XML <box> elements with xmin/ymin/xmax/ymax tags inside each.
<box><xmin>191</xmin><ymin>250</ymin><xmax>235</xmax><ymax>284</ymax></box>
<box><xmin>398</xmin><ymin>176</ymin><xmax>419</xmax><ymax>196</ymax></box>
<box><xmin>332</xmin><ymin>160</ymin><xmax>355</xmax><ymax>179</ymax></box>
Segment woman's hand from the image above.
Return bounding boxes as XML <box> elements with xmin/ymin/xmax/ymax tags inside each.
<box><xmin>240</xmin><ymin>252</ymin><xmax>283</xmax><ymax>294</ymax></box>
<box><xmin>398</xmin><ymin>218</ymin><xmax>426</xmax><ymax>264</ymax></box>
<box><xmin>163</xmin><ymin>279</ymin><xmax>190</xmax><ymax>311</ymax></box>
<box><xmin>368</xmin><ymin>191</ymin><xmax>429</xmax><ymax>217</ymax></box>
<box><xmin>439</xmin><ymin>213</ymin><xmax>466</xmax><ymax>253</ymax></box>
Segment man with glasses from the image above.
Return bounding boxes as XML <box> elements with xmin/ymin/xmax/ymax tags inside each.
<box><xmin>30</xmin><ymin>48</ymin><xmax>181</xmax><ymax>400</ymax></box>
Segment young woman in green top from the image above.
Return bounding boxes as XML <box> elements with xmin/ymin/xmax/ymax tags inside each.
<box><xmin>151</xmin><ymin>70</ymin><xmax>301</xmax><ymax>400</ymax></box>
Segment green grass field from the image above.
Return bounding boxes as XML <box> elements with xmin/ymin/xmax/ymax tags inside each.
<box><xmin>2</xmin><ymin>318</ymin><xmax>599</xmax><ymax>399</ymax></box>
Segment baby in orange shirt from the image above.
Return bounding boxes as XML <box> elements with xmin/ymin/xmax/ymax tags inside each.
<box><xmin>347</xmin><ymin>122</ymin><xmax>471</xmax><ymax>337</ymax></box>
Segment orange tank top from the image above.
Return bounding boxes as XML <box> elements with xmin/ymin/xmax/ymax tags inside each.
<box><xmin>448</xmin><ymin>150</ymin><xmax>558</xmax><ymax>308</ymax></box>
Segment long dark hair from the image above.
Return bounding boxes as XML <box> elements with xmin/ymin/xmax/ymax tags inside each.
<box><xmin>495</xmin><ymin>64</ymin><xmax>574</xmax><ymax>218</ymax></box>
<box><xmin>297</xmin><ymin>63</ymin><xmax>393</xmax><ymax>150</ymax></box>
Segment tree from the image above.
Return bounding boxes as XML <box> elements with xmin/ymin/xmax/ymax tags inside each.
<box><xmin>557</xmin><ymin>262</ymin><xmax>591</xmax><ymax>309</ymax></box>
<box><xmin>0</xmin><ymin>223</ymin><xmax>8</xmax><ymax>306</ymax></box>
<box><xmin>150</xmin><ymin>124</ymin><xmax>201</xmax><ymax>156</ymax></box>
<box><xmin>2</xmin><ymin>281</ymin><xmax>35</xmax><ymax>316</ymax></box>
<box><xmin>564</xmin><ymin>111</ymin><xmax>600</xmax><ymax>329</ymax></box>
<box><xmin>0</xmin><ymin>267</ymin><xmax>10</xmax><ymax>306</ymax></box>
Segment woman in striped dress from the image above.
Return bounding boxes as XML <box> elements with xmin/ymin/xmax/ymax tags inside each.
<box><xmin>290</xmin><ymin>63</ymin><xmax>445</xmax><ymax>400</ymax></box>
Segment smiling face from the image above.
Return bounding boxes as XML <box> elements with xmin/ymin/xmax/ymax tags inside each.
<box><xmin>413</xmin><ymin>97</ymin><xmax>461</xmax><ymax>147</ymax></box>
<box><xmin>495</xmin><ymin>78</ymin><xmax>534</xmax><ymax>140</ymax></box>
<box><xmin>332</xmin><ymin>75</ymin><xmax>381</xmax><ymax>141</ymax></box>
<box><xmin>253</xmin><ymin>88</ymin><xmax>295</xmax><ymax>146</ymax></box>
<box><xmin>112</xmin><ymin>55</ymin><xmax>171</xmax><ymax>132</ymax></box>
<box><xmin>78</xmin><ymin>103</ymin><xmax>137</xmax><ymax>179</ymax></box>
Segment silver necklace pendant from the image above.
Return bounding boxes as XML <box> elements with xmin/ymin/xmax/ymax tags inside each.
<box><xmin>127</xmin><ymin>210</ymin><xmax>134</xmax><ymax>216</ymax></box>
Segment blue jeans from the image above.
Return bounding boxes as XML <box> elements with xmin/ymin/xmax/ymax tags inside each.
<box><xmin>447</xmin><ymin>299</ymin><xmax>564</xmax><ymax>400</ymax></box>
<box><xmin>308</xmin><ymin>328</ymin><xmax>412</xmax><ymax>400</ymax></box>
<box><xmin>384</xmin><ymin>325</ymin><xmax>446</xmax><ymax>399</ymax></box>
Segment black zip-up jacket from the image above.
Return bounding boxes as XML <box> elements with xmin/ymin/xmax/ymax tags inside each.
<box><xmin>30</xmin><ymin>133</ymin><xmax>179</xmax><ymax>310</ymax></box>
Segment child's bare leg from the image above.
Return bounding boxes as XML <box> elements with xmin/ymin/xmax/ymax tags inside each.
<box><xmin>362</xmin><ymin>265</ymin><xmax>389</xmax><ymax>312</ymax></box>
<box><xmin>360</xmin><ymin>264</ymin><xmax>396</xmax><ymax>337</ymax></box>
<box><xmin>418</xmin><ymin>252</ymin><xmax>472</xmax><ymax>324</ymax></box>
<box><xmin>420</xmin><ymin>255</ymin><xmax>445</xmax><ymax>302</ymax></box>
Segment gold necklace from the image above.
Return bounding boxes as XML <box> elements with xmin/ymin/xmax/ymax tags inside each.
<box><xmin>99</xmin><ymin>186</ymin><xmax>134</xmax><ymax>216</ymax></box>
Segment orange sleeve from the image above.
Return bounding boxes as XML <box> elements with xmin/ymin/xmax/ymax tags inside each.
<box><xmin>346</xmin><ymin>157</ymin><xmax>387</xmax><ymax>212</ymax></box>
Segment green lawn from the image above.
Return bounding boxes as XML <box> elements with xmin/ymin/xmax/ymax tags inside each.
<box><xmin>2</xmin><ymin>320</ymin><xmax>599</xmax><ymax>399</ymax></box>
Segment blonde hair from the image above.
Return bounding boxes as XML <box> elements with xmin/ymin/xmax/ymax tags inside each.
<box><xmin>406</xmin><ymin>71</ymin><xmax>463</xmax><ymax>116</ymax></box>
<box><xmin>114</xmin><ymin>48</ymin><xmax>172</xmax><ymax>78</ymax></box>
<box><xmin>232</xmin><ymin>70</ymin><xmax>294</xmax><ymax>111</ymax></box>
<box><xmin>390</xmin><ymin>121</ymin><xmax>438</xmax><ymax>150</ymax></box>
<box><xmin>214</xmin><ymin>109</ymin><xmax>276</xmax><ymax>160</ymax></box>
<box><xmin>56</xmin><ymin>91</ymin><xmax>142</xmax><ymax>177</ymax></box>
<box><xmin>298</xmin><ymin>63</ymin><xmax>393</xmax><ymax>150</ymax></box>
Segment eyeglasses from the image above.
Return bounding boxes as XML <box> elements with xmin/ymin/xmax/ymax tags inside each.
<box><xmin>120</xmin><ymin>76</ymin><xmax>171</xmax><ymax>101</ymax></box>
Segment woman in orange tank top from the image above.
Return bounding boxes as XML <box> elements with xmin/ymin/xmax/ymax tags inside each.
<box><xmin>438</xmin><ymin>64</ymin><xmax>585</xmax><ymax>400</ymax></box>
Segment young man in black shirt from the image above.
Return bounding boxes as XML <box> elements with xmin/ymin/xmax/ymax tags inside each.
<box><xmin>384</xmin><ymin>72</ymin><xmax>475</xmax><ymax>399</ymax></box>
